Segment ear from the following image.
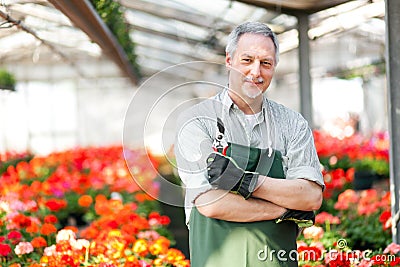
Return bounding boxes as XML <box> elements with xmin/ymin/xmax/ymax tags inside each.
<box><xmin>225</xmin><ymin>53</ymin><xmax>232</xmax><ymax>69</ymax></box>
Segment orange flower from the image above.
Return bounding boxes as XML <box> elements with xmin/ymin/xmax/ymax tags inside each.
<box><xmin>166</xmin><ymin>248</ymin><xmax>187</xmax><ymax>264</ymax></box>
<box><xmin>135</xmin><ymin>193</ymin><xmax>154</xmax><ymax>202</ymax></box>
<box><xmin>78</xmin><ymin>195</ymin><xmax>93</xmax><ymax>207</ymax></box>
<box><xmin>95</xmin><ymin>194</ymin><xmax>107</xmax><ymax>203</ymax></box>
<box><xmin>40</xmin><ymin>223</ymin><xmax>57</xmax><ymax>236</ymax></box>
<box><xmin>26</xmin><ymin>223</ymin><xmax>39</xmax><ymax>234</ymax></box>
<box><xmin>63</xmin><ymin>226</ymin><xmax>79</xmax><ymax>233</ymax></box>
<box><xmin>31</xmin><ymin>236</ymin><xmax>47</xmax><ymax>248</ymax></box>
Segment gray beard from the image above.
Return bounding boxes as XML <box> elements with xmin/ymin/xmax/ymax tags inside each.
<box><xmin>242</xmin><ymin>85</ymin><xmax>262</xmax><ymax>99</ymax></box>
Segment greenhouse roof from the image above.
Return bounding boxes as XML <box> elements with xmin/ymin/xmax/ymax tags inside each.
<box><xmin>0</xmin><ymin>0</ymin><xmax>385</xmax><ymax>85</ymax></box>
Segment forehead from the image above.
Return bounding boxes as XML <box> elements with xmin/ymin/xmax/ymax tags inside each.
<box><xmin>235</xmin><ymin>33</ymin><xmax>275</xmax><ymax>57</ymax></box>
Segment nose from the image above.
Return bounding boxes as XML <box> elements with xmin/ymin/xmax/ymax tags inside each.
<box><xmin>249</xmin><ymin>61</ymin><xmax>261</xmax><ymax>78</ymax></box>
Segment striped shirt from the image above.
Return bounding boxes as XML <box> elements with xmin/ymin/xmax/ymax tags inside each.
<box><xmin>174</xmin><ymin>89</ymin><xmax>324</xmax><ymax>224</ymax></box>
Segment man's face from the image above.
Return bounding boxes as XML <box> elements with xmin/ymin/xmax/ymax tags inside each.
<box><xmin>226</xmin><ymin>33</ymin><xmax>276</xmax><ymax>100</ymax></box>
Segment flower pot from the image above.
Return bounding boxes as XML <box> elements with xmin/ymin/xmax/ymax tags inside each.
<box><xmin>0</xmin><ymin>84</ymin><xmax>15</xmax><ymax>91</ymax></box>
<box><xmin>353</xmin><ymin>170</ymin><xmax>377</xmax><ymax>190</ymax></box>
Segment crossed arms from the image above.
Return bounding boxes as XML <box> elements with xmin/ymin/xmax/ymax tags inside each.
<box><xmin>195</xmin><ymin>177</ymin><xmax>323</xmax><ymax>222</ymax></box>
<box><xmin>175</xmin><ymin>111</ymin><xmax>324</xmax><ymax>223</ymax></box>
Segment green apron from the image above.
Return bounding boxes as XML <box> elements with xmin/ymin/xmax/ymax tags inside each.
<box><xmin>189</xmin><ymin>144</ymin><xmax>298</xmax><ymax>267</ymax></box>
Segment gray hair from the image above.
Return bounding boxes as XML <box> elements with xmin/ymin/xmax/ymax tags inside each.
<box><xmin>226</xmin><ymin>21</ymin><xmax>280</xmax><ymax>66</ymax></box>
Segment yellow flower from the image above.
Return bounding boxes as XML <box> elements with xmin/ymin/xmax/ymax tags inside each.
<box><xmin>133</xmin><ymin>239</ymin><xmax>148</xmax><ymax>256</ymax></box>
<box><xmin>149</xmin><ymin>242</ymin><xmax>166</xmax><ymax>255</ymax></box>
<box><xmin>153</xmin><ymin>258</ymin><xmax>164</xmax><ymax>266</ymax></box>
<box><xmin>108</xmin><ymin>229</ymin><xmax>122</xmax><ymax>238</ymax></box>
<box><xmin>40</xmin><ymin>256</ymin><xmax>49</xmax><ymax>264</ymax></box>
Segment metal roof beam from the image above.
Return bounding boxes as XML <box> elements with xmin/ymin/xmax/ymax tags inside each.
<box><xmin>119</xmin><ymin>0</ymin><xmax>233</xmax><ymax>32</ymax></box>
<box><xmin>131</xmin><ymin>24</ymin><xmax>225</xmax><ymax>55</ymax></box>
<box><xmin>47</xmin><ymin>0</ymin><xmax>139</xmax><ymax>85</ymax></box>
<box><xmin>132</xmin><ymin>33</ymin><xmax>225</xmax><ymax>63</ymax></box>
<box><xmin>233</xmin><ymin>0</ymin><xmax>352</xmax><ymax>14</ymax></box>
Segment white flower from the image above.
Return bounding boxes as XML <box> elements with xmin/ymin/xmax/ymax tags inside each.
<box><xmin>44</xmin><ymin>245</ymin><xmax>56</xmax><ymax>256</ymax></box>
<box><xmin>56</xmin><ymin>229</ymin><xmax>76</xmax><ymax>243</ymax></box>
<box><xmin>71</xmin><ymin>239</ymin><xmax>90</xmax><ymax>250</ymax></box>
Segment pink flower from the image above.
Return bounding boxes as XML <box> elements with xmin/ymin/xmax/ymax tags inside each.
<box><xmin>338</xmin><ymin>189</ymin><xmax>359</xmax><ymax>203</ymax></box>
<box><xmin>14</xmin><ymin>241</ymin><xmax>34</xmax><ymax>255</ymax></box>
<box><xmin>137</xmin><ymin>230</ymin><xmax>160</xmax><ymax>241</ymax></box>
<box><xmin>297</xmin><ymin>240</ymin><xmax>308</xmax><ymax>248</ymax></box>
<box><xmin>309</xmin><ymin>241</ymin><xmax>325</xmax><ymax>252</ymax></box>
<box><xmin>315</xmin><ymin>211</ymin><xmax>341</xmax><ymax>225</ymax></box>
<box><xmin>383</xmin><ymin>242</ymin><xmax>400</xmax><ymax>254</ymax></box>
<box><xmin>357</xmin><ymin>259</ymin><xmax>373</xmax><ymax>267</ymax></box>
<box><xmin>303</xmin><ymin>226</ymin><xmax>324</xmax><ymax>240</ymax></box>
<box><xmin>138</xmin><ymin>260</ymin><xmax>152</xmax><ymax>267</ymax></box>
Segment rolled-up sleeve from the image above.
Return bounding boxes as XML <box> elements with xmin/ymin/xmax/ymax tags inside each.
<box><xmin>175</xmin><ymin>111</ymin><xmax>214</xmax><ymax>223</ymax></box>
<box><xmin>285</xmin><ymin>116</ymin><xmax>325</xmax><ymax>190</ymax></box>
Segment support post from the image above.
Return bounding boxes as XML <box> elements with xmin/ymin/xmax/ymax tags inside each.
<box><xmin>297</xmin><ymin>12</ymin><xmax>313</xmax><ymax>127</ymax></box>
<box><xmin>385</xmin><ymin>0</ymin><xmax>400</xmax><ymax>244</ymax></box>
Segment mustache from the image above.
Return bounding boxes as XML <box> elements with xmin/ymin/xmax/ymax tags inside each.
<box><xmin>244</xmin><ymin>76</ymin><xmax>264</xmax><ymax>83</ymax></box>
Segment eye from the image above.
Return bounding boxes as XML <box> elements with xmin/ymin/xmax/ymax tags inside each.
<box><xmin>262</xmin><ymin>61</ymin><xmax>272</xmax><ymax>66</ymax></box>
<box><xmin>241</xmin><ymin>58</ymin><xmax>251</xmax><ymax>63</ymax></box>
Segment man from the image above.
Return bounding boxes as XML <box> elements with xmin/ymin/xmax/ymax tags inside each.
<box><xmin>175</xmin><ymin>22</ymin><xmax>324</xmax><ymax>267</ymax></box>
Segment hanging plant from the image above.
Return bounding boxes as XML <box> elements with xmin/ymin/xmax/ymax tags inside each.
<box><xmin>89</xmin><ymin>0</ymin><xmax>141</xmax><ymax>78</ymax></box>
<box><xmin>0</xmin><ymin>68</ymin><xmax>16</xmax><ymax>91</ymax></box>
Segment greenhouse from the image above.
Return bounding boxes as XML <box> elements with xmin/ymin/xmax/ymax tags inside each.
<box><xmin>0</xmin><ymin>0</ymin><xmax>399</xmax><ymax>266</ymax></box>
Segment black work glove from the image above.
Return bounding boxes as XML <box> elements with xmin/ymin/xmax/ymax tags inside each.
<box><xmin>206</xmin><ymin>152</ymin><xmax>259</xmax><ymax>199</ymax></box>
<box><xmin>275</xmin><ymin>209</ymin><xmax>315</xmax><ymax>228</ymax></box>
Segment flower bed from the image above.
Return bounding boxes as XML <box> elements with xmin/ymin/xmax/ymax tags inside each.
<box><xmin>301</xmin><ymin>130</ymin><xmax>397</xmax><ymax>267</ymax></box>
<box><xmin>0</xmin><ymin>146</ymin><xmax>189</xmax><ymax>267</ymax></box>
<box><xmin>0</xmin><ymin>130</ymin><xmax>396</xmax><ymax>267</ymax></box>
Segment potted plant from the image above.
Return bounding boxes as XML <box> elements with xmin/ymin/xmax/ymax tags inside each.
<box><xmin>352</xmin><ymin>157</ymin><xmax>389</xmax><ymax>190</ymax></box>
<box><xmin>0</xmin><ymin>68</ymin><xmax>16</xmax><ymax>91</ymax></box>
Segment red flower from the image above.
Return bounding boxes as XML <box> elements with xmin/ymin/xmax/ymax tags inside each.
<box><xmin>106</xmin><ymin>220</ymin><xmax>119</xmax><ymax>229</ymax></box>
<box><xmin>7</xmin><ymin>230</ymin><xmax>22</xmax><ymax>240</ymax></box>
<box><xmin>0</xmin><ymin>243</ymin><xmax>12</xmax><ymax>256</ymax></box>
<box><xmin>325</xmin><ymin>251</ymin><xmax>351</xmax><ymax>267</ymax></box>
<box><xmin>45</xmin><ymin>198</ymin><xmax>67</xmax><ymax>211</ymax></box>
<box><xmin>379</xmin><ymin>210</ymin><xmax>392</xmax><ymax>230</ymax></box>
<box><xmin>60</xmin><ymin>254</ymin><xmax>78</xmax><ymax>267</ymax></box>
<box><xmin>298</xmin><ymin>245</ymin><xmax>322</xmax><ymax>261</ymax></box>
<box><xmin>11</xmin><ymin>213</ymin><xmax>31</xmax><ymax>228</ymax></box>
<box><xmin>390</xmin><ymin>257</ymin><xmax>400</xmax><ymax>266</ymax></box>
<box><xmin>44</xmin><ymin>214</ymin><xmax>58</xmax><ymax>224</ymax></box>
<box><xmin>7</xmin><ymin>230</ymin><xmax>22</xmax><ymax>244</ymax></box>
<box><xmin>371</xmin><ymin>254</ymin><xmax>385</xmax><ymax>265</ymax></box>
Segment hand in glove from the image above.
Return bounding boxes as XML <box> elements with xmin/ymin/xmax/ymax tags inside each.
<box><xmin>275</xmin><ymin>209</ymin><xmax>315</xmax><ymax>228</ymax></box>
<box><xmin>206</xmin><ymin>152</ymin><xmax>259</xmax><ymax>199</ymax></box>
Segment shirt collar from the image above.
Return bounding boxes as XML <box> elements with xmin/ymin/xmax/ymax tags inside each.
<box><xmin>221</xmin><ymin>88</ymin><xmax>268</xmax><ymax>123</ymax></box>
